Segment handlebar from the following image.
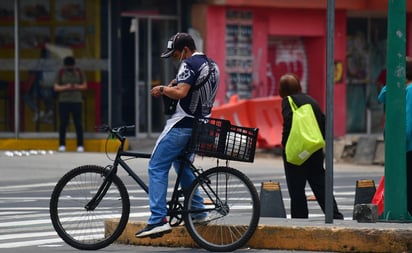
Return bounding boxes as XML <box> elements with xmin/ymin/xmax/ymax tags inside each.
<box><xmin>96</xmin><ymin>124</ymin><xmax>135</xmax><ymax>142</ymax></box>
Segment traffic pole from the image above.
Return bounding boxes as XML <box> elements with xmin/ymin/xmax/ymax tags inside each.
<box><xmin>325</xmin><ymin>0</ymin><xmax>335</xmax><ymax>224</ymax></box>
<box><xmin>384</xmin><ymin>0</ymin><xmax>411</xmax><ymax>221</ymax></box>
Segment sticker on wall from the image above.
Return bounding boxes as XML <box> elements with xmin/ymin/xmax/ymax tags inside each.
<box><xmin>334</xmin><ymin>60</ymin><xmax>344</xmax><ymax>83</ymax></box>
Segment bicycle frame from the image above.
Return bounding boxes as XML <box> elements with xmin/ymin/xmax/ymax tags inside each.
<box><xmin>86</xmin><ymin>126</ymin><xmax>227</xmax><ymax>225</ymax></box>
<box><xmin>51</xmin><ymin>125</ymin><xmax>260</xmax><ymax>252</ymax></box>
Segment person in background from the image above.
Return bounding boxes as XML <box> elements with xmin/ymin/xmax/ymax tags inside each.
<box><xmin>377</xmin><ymin>57</ymin><xmax>412</xmax><ymax>215</ymax></box>
<box><xmin>376</xmin><ymin>68</ymin><xmax>387</xmax><ymax>130</ymax></box>
<box><xmin>135</xmin><ymin>32</ymin><xmax>220</xmax><ymax>238</ymax></box>
<box><xmin>24</xmin><ymin>48</ymin><xmax>55</xmax><ymax>123</ymax></box>
<box><xmin>279</xmin><ymin>73</ymin><xmax>344</xmax><ymax>219</ymax></box>
<box><xmin>54</xmin><ymin>56</ymin><xmax>87</xmax><ymax>152</ymax></box>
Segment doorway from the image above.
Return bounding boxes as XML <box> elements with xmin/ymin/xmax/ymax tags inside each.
<box><xmin>121</xmin><ymin>14</ymin><xmax>179</xmax><ymax>136</ymax></box>
<box><xmin>346</xmin><ymin>17</ymin><xmax>387</xmax><ymax>134</ymax></box>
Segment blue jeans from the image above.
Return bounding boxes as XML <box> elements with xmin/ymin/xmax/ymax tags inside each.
<box><xmin>58</xmin><ymin>102</ymin><xmax>83</xmax><ymax>147</ymax></box>
<box><xmin>148</xmin><ymin>127</ymin><xmax>205</xmax><ymax>224</ymax></box>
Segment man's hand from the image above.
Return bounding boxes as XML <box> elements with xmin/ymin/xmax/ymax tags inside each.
<box><xmin>151</xmin><ymin>85</ymin><xmax>163</xmax><ymax>98</ymax></box>
<box><xmin>151</xmin><ymin>80</ymin><xmax>191</xmax><ymax>99</ymax></box>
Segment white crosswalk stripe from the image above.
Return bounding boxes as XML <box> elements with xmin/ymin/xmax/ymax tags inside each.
<box><xmin>0</xmin><ymin>209</ymin><xmax>61</xmax><ymax>248</ymax></box>
<box><xmin>0</xmin><ymin>181</ymin><xmax>148</xmax><ymax>249</ymax></box>
<box><xmin>0</xmin><ymin>179</ymin><xmax>359</xmax><ymax>248</ymax></box>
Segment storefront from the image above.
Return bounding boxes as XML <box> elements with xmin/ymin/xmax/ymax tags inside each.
<box><xmin>1</xmin><ymin>0</ymin><xmax>412</xmax><ymax>141</ymax></box>
<box><xmin>1</xmin><ymin>0</ymin><xmax>109</xmax><ymax>137</ymax></box>
<box><xmin>0</xmin><ymin>0</ymin><xmax>181</xmax><ymax>139</ymax></box>
<box><xmin>194</xmin><ymin>1</ymin><xmax>409</xmax><ymax>137</ymax></box>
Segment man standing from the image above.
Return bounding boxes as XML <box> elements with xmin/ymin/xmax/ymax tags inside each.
<box><xmin>54</xmin><ymin>56</ymin><xmax>87</xmax><ymax>152</ymax></box>
<box><xmin>135</xmin><ymin>32</ymin><xmax>220</xmax><ymax>238</ymax></box>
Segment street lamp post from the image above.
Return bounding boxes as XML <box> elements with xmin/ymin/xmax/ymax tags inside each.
<box><xmin>384</xmin><ymin>0</ymin><xmax>411</xmax><ymax>221</ymax></box>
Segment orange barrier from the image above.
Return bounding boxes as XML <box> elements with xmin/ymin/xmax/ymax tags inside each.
<box><xmin>212</xmin><ymin>96</ymin><xmax>283</xmax><ymax>149</ymax></box>
<box><xmin>211</xmin><ymin>98</ymin><xmax>252</xmax><ymax>127</ymax></box>
<box><xmin>371</xmin><ymin>176</ymin><xmax>385</xmax><ymax>216</ymax></box>
<box><xmin>245</xmin><ymin>96</ymin><xmax>283</xmax><ymax>149</ymax></box>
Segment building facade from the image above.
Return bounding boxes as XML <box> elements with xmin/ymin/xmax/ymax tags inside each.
<box><xmin>0</xmin><ymin>0</ymin><xmax>410</xmax><ymax>139</ymax></box>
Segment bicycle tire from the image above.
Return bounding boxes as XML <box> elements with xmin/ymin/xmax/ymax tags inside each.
<box><xmin>49</xmin><ymin>165</ymin><xmax>130</xmax><ymax>250</ymax></box>
<box><xmin>183</xmin><ymin>166</ymin><xmax>260</xmax><ymax>252</ymax></box>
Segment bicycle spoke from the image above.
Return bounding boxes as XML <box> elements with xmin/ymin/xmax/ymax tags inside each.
<box><xmin>184</xmin><ymin>166</ymin><xmax>260</xmax><ymax>252</ymax></box>
<box><xmin>50</xmin><ymin>165</ymin><xmax>130</xmax><ymax>250</ymax></box>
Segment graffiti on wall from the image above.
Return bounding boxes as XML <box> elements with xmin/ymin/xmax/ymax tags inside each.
<box><xmin>265</xmin><ymin>38</ymin><xmax>308</xmax><ymax>96</ymax></box>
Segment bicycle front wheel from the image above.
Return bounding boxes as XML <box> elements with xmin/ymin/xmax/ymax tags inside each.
<box><xmin>184</xmin><ymin>166</ymin><xmax>260</xmax><ymax>252</ymax></box>
<box><xmin>49</xmin><ymin>165</ymin><xmax>130</xmax><ymax>250</ymax></box>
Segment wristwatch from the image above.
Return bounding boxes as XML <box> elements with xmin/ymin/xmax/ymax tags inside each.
<box><xmin>159</xmin><ymin>86</ymin><xmax>164</xmax><ymax>94</ymax></box>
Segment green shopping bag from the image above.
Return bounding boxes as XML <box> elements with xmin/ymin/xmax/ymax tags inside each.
<box><xmin>285</xmin><ymin>96</ymin><xmax>325</xmax><ymax>165</ymax></box>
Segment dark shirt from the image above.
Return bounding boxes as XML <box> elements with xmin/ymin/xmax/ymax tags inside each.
<box><xmin>174</xmin><ymin>53</ymin><xmax>220</xmax><ymax>128</ymax></box>
<box><xmin>55</xmin><ymin>67</ymin><xmax>86</xmax><ymax>103</ymax></box>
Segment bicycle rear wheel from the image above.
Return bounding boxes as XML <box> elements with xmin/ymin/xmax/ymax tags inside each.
<box><xmin>49</xmin><ymin>165</ymin><xmax>130</xmax><ymax>250</ymax></box>
<box><xmin>184</xmin><ymin>166</ymin><xmax>260</xmax><ymax>252</ymax></box>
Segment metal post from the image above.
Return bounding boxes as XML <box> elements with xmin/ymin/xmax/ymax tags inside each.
<box><xmin>108</xmin><ymin>0</ymin><xmax>112</xmax><ymax>127</ymax></box>
<box><xmin>134</xmin><ymin>17</ymin><xmax>140</xmax><ymax>137</ymax></box>
<box><xmin>14</xmin><ymin>0</ymin><xmax>20</xmax><ymax>137</ymax></box>
<box><xmin>384</xmin><ymin>0</ymin><xmax>411</xmax><ymax>221</ymax></box>
<box><xmin>325</xmin><ymin>0</ymin><xmax>335</xmax><ymax>224</ymax></box>
<box><xmin>147</xmin><ymin>18</ymin><xmax>153</xmax><ymax>137</ymax></box>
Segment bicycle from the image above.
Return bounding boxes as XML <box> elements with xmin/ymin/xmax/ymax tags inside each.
<box><xmin>49</xmin><ymin>117</ymin><xmax>260</xmax><ymax>252</ymax></box>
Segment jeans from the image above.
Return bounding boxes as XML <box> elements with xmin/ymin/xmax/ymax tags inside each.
<box><xmin>147</xmin><ymin>127</ymin><xmax>204</xmax><ymax>224</ymax></box>
<box><xmin>58</xmin><ymin>102</ymin><xmax>83</xmax><ymax>147</ymax></box>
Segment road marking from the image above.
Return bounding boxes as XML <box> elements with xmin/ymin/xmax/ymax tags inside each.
<box><xmin>0</xmin><ymin>182</ymin><xmax>57</xmax><ymax>191</ymax></box>
<box><xmin>0</xmin><ymin>238</ymin><xmax>63</xmax><ymax>248</ymax></box>
<box><xmin>0</xmin><ymin>218</ymin><xmax>52</xmax><ymax>228</ymax></box>
<box><xmin>0</xmin><ymin>231</ymin><xmax>58</xmax><ymax>240</ymax></box>
<box><xmin>0</xmin><ymin>178</ymin><xmax>360</xmax><ymax>249</ymax></box>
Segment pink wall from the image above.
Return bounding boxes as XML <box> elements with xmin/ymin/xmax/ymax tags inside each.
<box><xmin>333</xmin><ymin>11</ymin><xmax>347</xmax><ymax>137</ymax></box>
<box><xmin>205</xmin><ymin>6</ymin><xmax>347</xmax><ymax>136</ymax></box>
<box><xmin>205</xmin><ymin>6</ymin><xmax>227</xmax><ymax>106</ymax></box>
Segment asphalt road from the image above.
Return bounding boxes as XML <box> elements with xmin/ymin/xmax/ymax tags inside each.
<box><xmin>0</xmin><ymin>150</ymin><xmax>384</xmax><ymax>252</ymax></box>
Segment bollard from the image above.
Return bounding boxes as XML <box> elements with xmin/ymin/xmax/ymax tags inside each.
<box><xmin>354</xmin><ymin>179</ymin><xmax>376</xmax><ymax>205</ymax></box>
<box><xmin>353</xmin><ymin>179</ymin><xmax>376</xmax><ymax>221</ymax></box>
<box><xmin>260</xmin><ymin>181</ymin><xmax>286</xmax><ymax>218</ymax></box>
<box><xmin>353</xmin><ymin>203</ymin><xmax>378</xmax><ymax>223</ymax></box>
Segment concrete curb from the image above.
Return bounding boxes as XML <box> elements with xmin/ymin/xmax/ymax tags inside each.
<box><xmin>107</xmin><ymin>219</ymin><xmax>412</xmax><ymax>252</ymax></box>
<box><xmin>0</xmin><ymin>138</ymin><xmax>126</xmax><ymax>152</ymax></box>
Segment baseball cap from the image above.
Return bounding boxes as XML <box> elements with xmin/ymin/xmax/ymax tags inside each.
<box><xmin>160</xmin><ymin>33</ymin><xmax>196</xmax><ymax>58</ymax></box>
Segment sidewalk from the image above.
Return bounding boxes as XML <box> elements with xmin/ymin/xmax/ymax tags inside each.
<box><xmin>125</xmin><ymin>141</ymin><xmax>409</xmax><ymax>252</ymax></box>
<box><xmin>113</xmin><ymin>140</ymin><xmax>411</xmax><ymax>252</ymax></box>
<box><xmin>108</xmin><ymin>217</ymin><xmax>412</xmax><ymax>252</ymax></box>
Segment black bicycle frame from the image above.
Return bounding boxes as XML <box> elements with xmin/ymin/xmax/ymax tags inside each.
<box><xmin>85</xmin><ymin>145</ymin><xmax>223</xmax><ymax>220</ymax></box>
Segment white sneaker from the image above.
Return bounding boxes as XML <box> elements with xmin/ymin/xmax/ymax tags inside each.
<box><xmin>77</xmin><ymin>146</ymin><xmax>84</xmax><ymax>152</ymax></box>
<box><xmin>135</xmin><ymin>220</ymin><xmax>172</xmax><ymax>238</ymax></box>
<box><xmin>58</xmin><ymin>146</ymin><xmax>66</xmax><ymax>152</ymax></box>
<box><xmin>192</xmin><ymin>214</ymin><xmax>212</xmax><ymax>224</ymax></box>
<box><xmin>32</xmin><ymin>111</ymin><xmax>44</xmax><ymax>122</ymax></box>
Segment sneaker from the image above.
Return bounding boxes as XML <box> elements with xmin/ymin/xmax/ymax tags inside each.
<box><xmin>192</xmin><ymin>214</ymin><xmax>212</xmax><ymax>224</ymax></box>
<box><xmin>77</xmin><ymin>146</ymin><xmax>84</xmax><ymax>152</ymax></box>
<box><xmin>58</xmin><ymin>146</ymin><xmax>66</xmax><ymax>152</ymax></box>
<box><xmin>135</xmin><ymin>219</ymin><xmax>172</xmax><ymax>238</ymax></box>
<box><xmin>32</xmin><ymin>111</ymin><xmax>45</xmax><ymax>122</ymax></box>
